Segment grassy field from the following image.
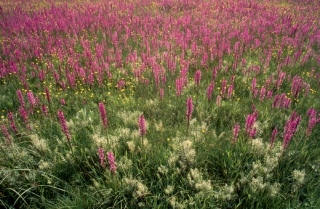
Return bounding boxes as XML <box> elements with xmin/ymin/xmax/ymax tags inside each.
<box><xmin>1</xmin><ymin>0</ymin><xmax>320</xmax><ymax>208</ymax></box>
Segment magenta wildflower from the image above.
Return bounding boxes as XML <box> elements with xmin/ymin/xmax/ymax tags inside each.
<box><xmin>159</xmin><ymin>88</ymin><xmax>164</xmax><ymax>100</ymax></box>
<box><xmin>221</xmin><ymin>79</ymin><xmax>227</xmax><ymax>98</ymax></box>
<box><xmin>267</xmin><ymin>90</ymin><xmax>273</xmax><ymax>99</ymax></box>
<box><xmin>272</xmin><ymin>95</ymin><xmax>280</xmax><ymax>108</ymax></box>
<box><xmin>306</xmin><ymin>117</ymin><xmax>317</xmax><ymax>136</ymax></box>
<box><xmin>57</xmin><ymin>110</ymin><xmax>71</xmax><ymax>141</ymax></box>
<box><xmin>1</xmin><ymin>125</ymin><xmax>11</xmax><ymax>145</ymax></box>
<box><xmin>41</xmin><ymin>104</ymin><xmax>48</xmax><ymax>116</ymax></box>
<box><xmin>307</xmin><ymin>108</ymin><xmax>317</xmax><ymax>118</ymax></box>
<box><xmin>227</xmin><ymin>84</ymin><xmax>234</xmax><ymax>99</ymax></box>
<box><xmin>305</xmin><ymin>84</ymin><xmax>310</xmax><ymax>96</ymax></box>
<box><xmin>138</xmin><ymin>115</ymin><xmax>146</xmax><ymax>137</ymax></box>
<box><xmin>176</xmin><ymin>78</ymin><xmax>183</xmax><ymax>96</ymax></box>
<box><xmin>19</xmin><ymin>106</ymin><xmax>28</xmax><ymax>124</ymax></box>
<box><xmin>259</xmin><ymin>87</ymin><xmax>266</xmax><ymax>101</ymax></box>
<box><xmin>10</xmin><ymin>122</ymin><xmax>18</xmax><ymax>135</ymax></box>
<box><xmin>306</xmin><ymin>109</ymin><xmax>318</xmax><ymax>136</ymax></box>
<box><xmin>186</xmin><ymin>97</ymin><xmax>193</xmax><ymax>121</ymax></box>
<box><xmin>270</xmin><ymin>128</ymin><xmax>278</xmax><ymax>148</ymax></box>
<box><xmin>107</xmin><ymin>152</ymin><xmax>117</xmax><ymax>174</ymax></box>
<box><xmin>53</xmin><ymin>71</ymin><xmax>60</xmax><ymax>84</ymax></box>
<box><xmin>7</xmin><ymin>111</ymin><xmax>14</xmax><ymax>122</ymax></box>
<box><xmin>245</xmin><ymin>112</ymin><xmax>258</xmax><ymax>135</ymax></box>
<box><xmin>216</xmin><ymin>95</ymin><xmax>222</xmax><ymax>107</ymax></box>
<box><xmin>98</xmin><ymin>102</ymin><xmax>108</xmax><ymax>129</ymax></box>
<box><xmin>233</xmin><ymin>123</ymin><xmax>240</xmax><ymax>143</ymax></box>
<box><xmin>117</xmin><ymin>79</ymin><xmax>126</xmax><ymax>90</ymax></box>
<box><xmin>291</xmin><ymin>75</ymin><xmax>302</xmax><ymax>99</ymax></box>
<box><xmin>249</xmin><ymin>128</ymin><xmax>257</xmax><ymax>138</ymax></box>
<box><xmin>207</xmin><ymin>81</ymin><xmax>214</xmax><ymax>100</ymax></box>
<box><xmin>60</xmin><ymin>99</ymin><xmax>66</xmax><ymax>105</ymax></box>
<box><xmin>44</xmin><ymin>86</ymin><xmax>51</xmax><ymax>103</ymax></box>
<box><xmin>251</xmin><ymin>78</ymin><xmax>256</xmax><ymax>93</ymax></box>
<box><xmin>212</xmin><ymin>67</ymin><xmax>217</xmax><ymax>80</ymax></box>
<box><xmin>283</xmin><ymin>112</ymin><xmax>301</xmax><ymax>150</ymax></box>
<box><xmin>27</xmin><ymin>91</ymin><xmax>36</xmax><ymax>108</ymax></box>
<box><xmin>98</xmin><ymin>147</ymin><xmax>105</xmax><ymax>167</ymax></box>
<box><xmin>194</xmin><ymin>70</ymin><xmax>202</xmax><ymax>86</ymax></box>
<box><xmin>16</xmin><ymin>89</ymin><xmax>25</xmax><ymax>107</ymax></box>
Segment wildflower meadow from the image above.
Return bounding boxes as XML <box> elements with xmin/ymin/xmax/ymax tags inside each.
<box><xmin>1</xmin><ymin>0</ymin><xmax>320</xmax><ymax>208</ymax></box>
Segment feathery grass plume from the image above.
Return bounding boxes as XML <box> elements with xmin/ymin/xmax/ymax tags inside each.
<box><xmin>117</xmin><ymin>156</ymin><xmax>133</xmax><ymax>173</ymax></box>
<box><xmin>107</xmin><ymin>152</ymin><xmax>116</xmax><ymax>174</ymax></box>
<box><xmin>292</xmin><ymin>169</ymin><xmax>305</xmax><ymax>186</ymax></box>
<box><xmin>98</xmin><ymin>147</ymin><xmax>105</xmax><ymax>167</ymax></box>
<box><xmin>57</xmin><ymin>110</ymin><xmax>71</xmax><ymax>146</ymax></box>
<box><xmin>98</xmin><ymin>102</ymin><xmax>108</xmax><ymax>130</ymax></box>
<box><xmin>214</xmin><ymin>184</ymin><xmax>235</xmax><ymax>201</ymax></box>
<box><xmin>30</xmin><ymin>134</ymin><xmax>49</xmax><ymax>153</ymax></box>
<box><xmin>138</xmin><ymin>114</ymin><xmax>146</xmax><ymax>138</ymax></box>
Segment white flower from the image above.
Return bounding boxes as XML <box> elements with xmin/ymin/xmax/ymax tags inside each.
<box><xmin>293</xmin><ymin>169</ymin><xmax>305</xmax><ymax>185</ymax></box>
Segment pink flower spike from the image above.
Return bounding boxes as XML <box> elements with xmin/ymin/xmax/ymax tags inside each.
<box><xmin>27</xmin><ymin>91</ymin><xmax>36</xmax><ymax>108</ymax></box>
<box><xmin>16</xmin><ymin>90</ymin><xmax>25</xmax><ymax>107</ymax></box>
<box><xmin>107</xmin><ymin>152</ymin><xmax>117</xmax><ymax>174</ymax></box>
<box><xmin>98</xmin><ymin>102</ymin><xmax>108</xmax><ymax>129</ymax></box>
<box><xmin>138</xmin><ymin>115</ymin><xmax>146</xmax><ymax>137</ymax></box>
<box><xmin>98</xmin><ymin>148</ymin><xmax>105</xmax><ymax>167</ymax></box>
<box><xmin>57</xmin><ymin>110</ymin><xmax>70</xmax><ymax>141</ymax></box>
<box><xmin>233</xmin><ymin>123</ymin><xmax>240</xmax><ymax>143</ymax></box>
<box><xmin>270</xmin><ymin>128</ymin><xmax>278</xmax><ymax>148</ymax></box>
<box><xmin>41</xmin><ymin>105</ymin><xmax>48</xmax><ymax>116</ymax></box>
<box><xmin>207</xmin><ymin>81</ymin><xmax>214</xmax><ymax>101</ymax></box>
<box><xmin>186</xmin><ymin>97</ymin><xmax>193</xmax><ymax>121</ymax></box>
<box><xmin>1</xmin><ymin>125</ymin><xmax>11</xmax><ymax>145</ymax></box>
<box><xmin>159</xmin><ymin>88</ymin><xmax>164</xmax><ymax>100</ymax></box>
<box><xmin>194</xmin><ymin>70</ymin><xmax>202</xmax><ymax>86</ymax></box>
<box><xmin>60</xmin><ymin>99</ymin><xmax>66</xmax><ymax>105</ymax></box>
